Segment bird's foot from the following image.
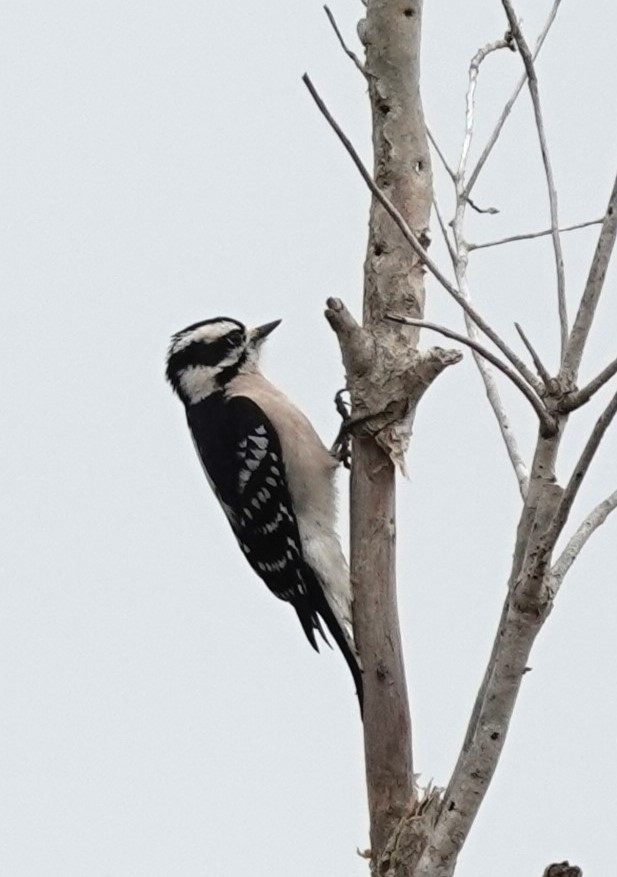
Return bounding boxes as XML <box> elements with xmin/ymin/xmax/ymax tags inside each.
<box><xmin>330</xmin><ymin>389</ymin><xmax>352</xmax><ymax>469</ymax></box>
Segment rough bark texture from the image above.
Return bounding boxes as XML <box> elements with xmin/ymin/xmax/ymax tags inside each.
<box><xmin>357</xmin><ymin>0</ymin><xmax>432</xmax><ymax>862</ymax></box>
<box><xmin>329</xmin><ymin>0</ymin><xmax>434</xmax><ymax>864</ymax></box>
<box><xmin>314</xmin><ymin>2</ymin><xmax>614</xmax><ymax>874</ymax></box>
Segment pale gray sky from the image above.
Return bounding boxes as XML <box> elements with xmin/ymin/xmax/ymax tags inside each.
<box><xmin>2</xmin><ymin>2</ymin><xmax>616</xmax><ymax>875</ymax></box>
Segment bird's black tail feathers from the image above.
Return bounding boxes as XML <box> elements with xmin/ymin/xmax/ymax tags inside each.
<box><xmin>292</xmin><ymin>572</ymin><xmax>364</xmax><ymax>718</ymax></box>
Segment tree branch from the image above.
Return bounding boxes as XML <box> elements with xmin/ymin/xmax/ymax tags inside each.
<box><xmin>415</xmin><ymin>429</ymin><xmax>565</xmax><ymax>876</ymax></box>
<box><xmin>439</xmin><ymin>29</ymin><xmax>535</xmax><ymax>497</ymax></box>
<box><xmin>429</xmin><ymin>123</ymin><xmax>499</xmax><ymax>213</ymax></box>
<box><xmin>514</xmin><ymin>322</ymin><xmax>551</xmax><ymax>385</ymax></box>
<box><xmin>542</xmin><ymin>389</ymin><xmax>617</xmax><ymax>552</ymax></box>
<box><xmin>414</xmin><ymin>598</ymin><xmax>545</xmax><ymax>877</ymax></box>
<box><xmin>323</xmin><ymin>5</ymin><xmax>366</xmax><ymax>76</ymax></box>
<box><xmin>457</xmin><ymin>34</ymin><xmax>514</xmax><ymax>185</ymax></box>
<box><xmin>562</xmin><ymin>171</ymin><xmax>617</xmax><ymax>383</ymax></box>
<box><xmin>465</xmin><ymin>0</ymin><xmax>563</xmax><ymax>197</ymax></box>
<box><xmin>302</xmin><ymin>72</ymin><xmax>543</xmax><ymax>395</ymax></box>
<box><xmin>561</xmin><ymin>354</ymin><xmax>617</xmax><ymax>411</ymax></box>
<box><xmin>468</xmin><ymin>218</ymin><xmax>602</xmax><ymax>252</ymax></box>
<box><xmin>502</xmin><ymin>0</ymin><xmax>568</xmax><ymax>358</ymax></box>
<box><xmin>432</xmin><ymin>195</ymin><xmax>456</xmax><ymax>262</ymax></box>
<box><xmin>467</xmin><ymin>195</ymin><xmax>499</xmax><ymax>214</ymax></box>
<box><xmin>427</xmin><ymin>127</ymin><xmax>456</xmax><ymax>182</ymax></box>
<box><xmin>549</xmin><ymin>489</ymin><xmax>617</xmax><ymax>593</ymax></box>
<box><xmin>387</xmin><ymin>314</ymin><xmax>550</xmax><ymax>428</ymax></box>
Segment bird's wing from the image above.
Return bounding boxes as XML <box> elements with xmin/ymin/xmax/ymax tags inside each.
<box><xmin>187</xmin><ymin>393</ymin><xmax>364</xmax><ymax>711</ymax></box>
<box><xmin>187</xmin><ymin>394</ymin><xmax>327</xmax><ymax>646</ymax></box>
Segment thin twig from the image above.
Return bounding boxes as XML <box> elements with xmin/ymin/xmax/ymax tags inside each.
<box><xmin>445</xmin><ymin>36</ymin><xmax>533</xmax><ymax>496</ymax></box>
<box><xmin>549</xmin><ymin>490</ymin><xmax>617</xmax><ymax>592</ymax></box>
<box><xmin>467</xmin><ymin>196</ymin><xmax>499</xmax><ymax>215</ymax></box>
<box><xmin>561</xmin><ymin>355</ymin><xmax>617</xmax><ymax>411</ymax></box>
<box><xmin>387</xmin><ymin>314</ymin><xmax>550</xmax><ymax>427</ymax></box>
<box><xmin>432</xmin><ymin>196</ymin><xmax>456</xmax><ymax>262</ymax></box>
<box><xmin>466</xmin><ymin>0</ymin><xmax>563</xmax><ymax>197</ymax></box>
<box><xmin>562</xmin><ymin>171</ymin><xmax>617</xmax><ymax>382</ymax></box>
<box><xmin>457</xmin><ymin>35</ymin><xmax>514</xmax><ymax>184</ymax></box>
<box><xmin>301</xmin><ymin>72</ymin><xmax>543</xmax><ymax>395</ymax></box>
<box><xmin>428</xmin><ymin>127</ymin><xmax>499</xmax><ymax>213</ymax></box>
<box><xmin>469</xmin><ymin>218</ymin><xmax>602</xmax><ymax>251</ymax></box>
<box><xmin>323</xmin><ymin>5</ymin><xmax>366</xmax><ymax>76</ymax></box>
<box><xmin>427</xmin><ymin>127</ymin><xmax>456</xmax><ymax>182</ymax></box>
<box><xmin>457</xmin><ymin>264</ymin><xmax>532</xmax><ymax>495</ymax></box>
<box><xmin>514</xmin><ymin>323</ymin><xmax>551</xmax><ymax>385</ymax></box>
<box><xmin>546</xmin><ymin>389</ymin><xmax>617</xmax><ymax>549</ymax></box>
<box><xmin>502</xmin><ymin>0</ymin><xmax>568</xmax><ymax>359</ymax></box>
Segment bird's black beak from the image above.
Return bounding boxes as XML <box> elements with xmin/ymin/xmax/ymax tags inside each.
<box><xmin>250</xmin><ymin>319</ymin><xmax>282</xmax><ymax>344</ymax></box>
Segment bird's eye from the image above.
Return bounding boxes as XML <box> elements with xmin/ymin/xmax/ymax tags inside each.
<box><xmin>226</xmin><ymin>330</ymin><xmax>244</xmax><ymax>347</ymax></box>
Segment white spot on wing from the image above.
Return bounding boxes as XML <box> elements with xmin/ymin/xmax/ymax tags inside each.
<box><xmin>261</xmin><ymin>511</ymin><xmax>283</xmax><ymax>534</ymax></box>
<box><xmin>249</xmin><ymin>435</ymin><xmax>268</xmax><ymax>450</ymax></box>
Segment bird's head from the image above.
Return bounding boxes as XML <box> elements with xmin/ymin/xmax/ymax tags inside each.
<box><xmin>165</xmin><ymin>316</ymin><xmax>281</xmax><ymax>404</ymax></box>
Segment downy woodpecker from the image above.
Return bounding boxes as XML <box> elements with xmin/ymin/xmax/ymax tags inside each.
<box><xmin>166</xmin><ymin>317</ymin><xmax>363</xmax><ymax>712</ymax></box>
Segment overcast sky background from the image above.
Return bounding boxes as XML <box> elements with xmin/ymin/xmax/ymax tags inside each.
<box><xmin>2</xmin><ymin>2</ymin><xmax>616</xmax><ymax>875</ymax></box>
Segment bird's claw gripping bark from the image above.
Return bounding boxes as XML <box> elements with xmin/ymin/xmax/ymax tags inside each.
<box><xmin>331</xmin><ymin>389</ymin><xmax>353</xmax><ymax>469</ymax></box>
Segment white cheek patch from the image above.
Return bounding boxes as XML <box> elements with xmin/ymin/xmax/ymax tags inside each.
<box><xmin>178</xmin><ymin>347</ymin><xmax>243</xmax><ymax>403</ymax></box>
<box><xmin>171</xmin><ymin>320</ymin><xmax>241</xmax><ymax>353</ymax></box>
<box><xmin>179</xmin><ymin>365</ymin><xmax>218</xmax><ymax>404</ymax></box>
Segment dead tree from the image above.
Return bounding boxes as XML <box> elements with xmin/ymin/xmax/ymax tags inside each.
<box><xmin>304</xmin><ymin>1</ymin><xmax>616</xmax><ymax>875</ymax></box>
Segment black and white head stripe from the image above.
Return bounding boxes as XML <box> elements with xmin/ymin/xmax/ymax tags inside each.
<box><xmin>166</xmin><ymin>317</ymin><xmax>245</xmax><ymax>379</ymax></box>
<box><xmin>165</xmin><ymin>317</ymin><xmax>280</xmax><ymax>404</ymax></box>
<box><xmin>169</xmin><ymin>317</ymin><xmax>246</xmax><ymax>355</ymax></box>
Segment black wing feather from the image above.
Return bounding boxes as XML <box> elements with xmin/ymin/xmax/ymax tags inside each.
<box><xmin>186</xmin><ymin>394</ymin><xmax>327</xmax><ymax>649</ymax></box>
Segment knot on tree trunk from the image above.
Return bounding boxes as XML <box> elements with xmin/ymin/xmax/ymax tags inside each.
<box><xmin>325</xmin><ymin>297</ymin><xmax>461</xmax><ymax>473</ymax></box>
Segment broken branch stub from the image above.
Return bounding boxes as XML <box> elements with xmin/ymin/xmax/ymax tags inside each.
<box><xmin>325</xmin><ymin>297</ymin><xmax>461</xmax><ymax>472</ymax></box>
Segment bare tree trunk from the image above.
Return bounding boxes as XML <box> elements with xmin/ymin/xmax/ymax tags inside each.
<box><xmin>305</xmin><ymin>2</ymin><xmax>617</xmax><ymax>874</ymax></box>
<box><xmin>347</xmin><ymin>0</ymin><xmax>432</xmax><ymax>862</ymax></box>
